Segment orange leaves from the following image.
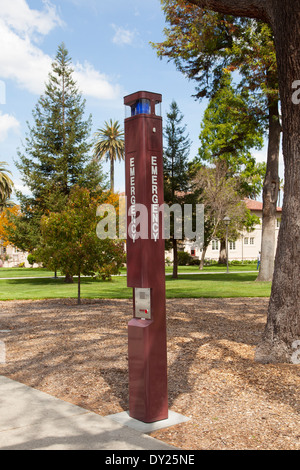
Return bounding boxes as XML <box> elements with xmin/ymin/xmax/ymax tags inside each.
<box><xmin>0</xmin><ymin>206</ymin><xmax>20</xmax><ymax>246</ymax></box>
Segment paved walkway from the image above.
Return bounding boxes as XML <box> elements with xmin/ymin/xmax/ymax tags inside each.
<box><xmin>0</xmin><ymin>376</ymin><xmax>176</xmax><ymax>451</ymax></box>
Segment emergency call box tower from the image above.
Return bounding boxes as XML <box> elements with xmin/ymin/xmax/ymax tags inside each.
<box><xmin>124</xmin><ymin>91</ymin><xmax>168</xmax><ymax>423</ymax></box>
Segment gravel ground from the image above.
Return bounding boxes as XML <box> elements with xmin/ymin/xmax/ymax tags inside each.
<box><xmin>0</xmin><ymin>297</ymin><xmax>299</xmax><ymax>450</ymax></box>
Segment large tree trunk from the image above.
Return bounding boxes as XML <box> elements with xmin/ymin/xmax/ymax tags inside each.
<box><xmin>187</xmin><ymin>0</ymin><xmax>300</xmax><ymax>363</ymax></box>
<box><xmin>256</xmin><ymin>97</ymin><xmax>281</xmax><ymax>282</ymax></box>
<box><xmin>255</xmin><ymin>2</ymin><xmax>300</xmax><ymax>363</ymax></box>
<box><xmin>188</xmin><ymin>0</ymin><xmax>269</xmax><ymax>22</ymax></box>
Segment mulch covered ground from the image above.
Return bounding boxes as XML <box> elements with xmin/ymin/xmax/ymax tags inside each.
<box><xmin>0</xmin><ymin>297</ymin><xmax>299</xmax><ymax>450</ymax></box>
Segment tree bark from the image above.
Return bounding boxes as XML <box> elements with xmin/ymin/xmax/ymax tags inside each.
<box><xmin>186</xmin><ymin>0</ymin><xmax>300</xmax><ymax>363</ymax></box>
<box><xmin>199</xmin><ymin>246</ymin><xmax>207</xmax><ymax>270</ymax></box>
<box><xmin>110</xmin><ymin>159</ymin><xmax>114</xmax><ymax>193</ymax></box>
<box><xmin>255</xmin><ymin>1</ymin><xmax>300</xmax><ymax>363</ymax></box>
<box><xmin>218</xmin><ymin>238</ymin><xmax>226</xmax><ymax>264</ymax></box>
<box><xmin>78</xmin><ymin>271</ymin><xmax>81</xmax><ymax>305</ymax></box>
<box><xmin>256</xmin><ymin>97</ymin><xmax>281</xmax><ymax>282</ymax></box>
<box><xmin>64</xmin><ymin>274</ymin><xmax>74</xmax><ymax>284</ymax></box>
<box><xmin>188</xmin><ymin>0</ymin><xmax>270</xmax><ymax>22</ymax></box>
<box><xmin>172</xmin><ymin>238</ymin><xmax>178</xmax><ymax>279</ymax></box>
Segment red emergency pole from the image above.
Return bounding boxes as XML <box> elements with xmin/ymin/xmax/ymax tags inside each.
<box><xmin>124</xmin><ymin>91</ymin><xmax>168</xmax><ymax>423</ymax></box>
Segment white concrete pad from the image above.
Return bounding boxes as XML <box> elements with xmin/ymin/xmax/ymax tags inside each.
<box><xmin>107</xmin><ymin>410</ymin><xmax>191</xmax><ymax>433</ymax></box>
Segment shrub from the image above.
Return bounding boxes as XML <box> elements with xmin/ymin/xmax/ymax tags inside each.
<box><xmin>27</xmin><ymin>254</ymin><xmax>37</xmax><ymax>267</ymax></box>
<box><xmin>177</xmin><ymin>251</ymin><xmax>193</xmax><ymax>266</ymax></box>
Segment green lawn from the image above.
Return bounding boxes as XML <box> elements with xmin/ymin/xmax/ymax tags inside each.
<box><xmin>0</xmin><ymin>276</ymin><xmax>130</xmax><ymax>300</ymax></box>
<box><xmin>0</xmin><ymin>263</ymin><xmax>257</xmax><ymax>279</ymax></box>
<box><xmin>165</xmin><ymin>263</ymin><xmax>258</xmax><ymax>273</ymax></box>
<box><xmin>0</xmin><ymin>271</ymin><xmax>271</xmax><ymax>301</ymax></box>
<box><xmin>165</xmin><ymin>272</ymin><xmax>270</xmax><ymax>298</ymax></box>
<box><xmin>0</xmin><ymin>268</ymin><xmax>61</xmax><ymax>278</ymax></box>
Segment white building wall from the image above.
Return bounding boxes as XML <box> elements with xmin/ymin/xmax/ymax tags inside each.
<box><xmin>177</xmin><ymin>208</ymin><xmax>281</xmax><ymax>263</ymax></box>
<box><xmin>0</xmin><ymin>244</ymin><xmax>31</xmax><ymax>268</ymax></box>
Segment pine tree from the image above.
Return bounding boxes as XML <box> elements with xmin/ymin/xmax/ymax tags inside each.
<box><xmin>10</xmin><ymin>43</ymin><xmax>104</xmax><ymax>252</ymax></box>
<box><xmin>197</xmin><ymin>73</ymin><xmax>265</xmax><ymax>264</ymax></box>
<box><xmin>163</xmin><ymin>100</ymin><xmax>192</xmax><ymax>279</ymax></box>
<box><xmin>164</xmin><ymin>101</ymin><xmax>191</xmax><ymax>200</ymax></box>
<box><xmin>198</xmin><ymin>72</ymin><xmax>265</xmax><ymax>198</ymax></box>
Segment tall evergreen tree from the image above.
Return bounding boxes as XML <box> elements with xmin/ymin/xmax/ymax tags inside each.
<box><xmin>197</xmin><ymin>73</ymin><xmax>265</xmax><ymax>263</ymax></box>
<box><xmin>198</xmin><ymin>73</ymin><xmax>265</xmax><ymax>198</ymax></box>
<box><xmin>164</xmin><ymin>100</ymin><xmax>192</xmax><ymax>279</ymax></box>
<box><xmin>9</xmin><ymin>43</ymin><xmax>104</xmax><ymax>252</ymax></box>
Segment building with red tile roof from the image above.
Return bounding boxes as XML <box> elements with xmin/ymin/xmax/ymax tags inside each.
<box><xmin>183</xmin><ymin>199</ymin><xmax>282</xmax><ymax>263</ymax></box>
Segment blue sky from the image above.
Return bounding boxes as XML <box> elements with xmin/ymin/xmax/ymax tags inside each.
<box><xmin>0</xmin><ymin>0</ymin><xmax>279</xmax><ymax>198</ymax></box>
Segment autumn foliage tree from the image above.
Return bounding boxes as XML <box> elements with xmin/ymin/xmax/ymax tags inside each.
<box><xmin>38</xmin><ymin>186</ymin><xmax>125</xmax><ymax>305</ymax></box>
<box><xmin>0</xmin><ymin>206</ymin><xmax>19</xmax><ymax>247</ymax></box>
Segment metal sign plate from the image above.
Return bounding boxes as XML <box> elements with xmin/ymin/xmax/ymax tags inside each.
<box><xmin>135</xmin><ymin>288</ymin><xmax>151</xmax><ymax>319</ymax></box>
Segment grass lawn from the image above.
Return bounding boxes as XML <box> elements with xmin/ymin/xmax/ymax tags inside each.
<box><xmin>0</xmin><ymin>263</ymin><xmax>257</xmax><ymax>279</ymax></box>
<box><xmin>0</xmin><ymin>271</ymin><xmax>271</xmax><ymax>301</ymax></box>
<box><xmin>165</xmin><ymin>263</ymin><xmax>258</xmax><ymax>273</ymax></box>
<box><xmin>0</xmin><ymin>268</ymin><xmax>61</xmax><ymax>278</ymax></box>
<box><xmin>165</xmin><ymin>272</ymin><xmax>270</xmax><ymax>298</ymax></box>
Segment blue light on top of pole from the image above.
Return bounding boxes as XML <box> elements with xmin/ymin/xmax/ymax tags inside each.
<box><xmin>131</xmin><ymin>99</ymin><xmax>151</xmax><ymax>116</ymax></box>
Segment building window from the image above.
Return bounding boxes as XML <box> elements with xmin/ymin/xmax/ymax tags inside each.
<box><xmin>244</xmin><ymin>237</ymin><xmax>249</xmax><ymax>245</ymax></box>
<box><xmin>212</xmin><ymin>240</ymin><xmax>219</xmax><ymax>251</ymax></box>
<box><xmin>229</xmin><ymin>241</ymin><xmax>236</xmax><ymax>250</ymax></box>
<box><xmin>250</xmin><ymin>238</ymin><xmax>255</xmax><ymax>245</ymax></box>
<box><xmin>191</xmin><ymin>249</ymin><xmax>196</xmax><ymax>256</ymax></box>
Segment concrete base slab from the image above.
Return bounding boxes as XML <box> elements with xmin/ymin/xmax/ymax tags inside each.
<box><xmin>107</xmin><ymin>410</ymin><xmax>190</xmax><ymax>433</ymax></box>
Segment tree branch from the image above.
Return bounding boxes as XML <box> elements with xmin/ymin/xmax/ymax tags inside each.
<box><xmin>186</xmin><ymin>0</ymin><xmax>270</xmax><ymax>23</ymax></box>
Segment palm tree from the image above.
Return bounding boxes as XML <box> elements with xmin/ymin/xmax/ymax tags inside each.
<box><xmin>0</xmin><ymin>199</ymin><xmax>14</xmax><ymax>214</ymax></box>
<box><xmin>0</xmin><ymin>162</ymin><xmax>13</xmax><ymax>204</ymax></box>
<box><xmin>93</xmin><ymin>120</ymin><xmax>125</xmax><ymax>193</ymax></box>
